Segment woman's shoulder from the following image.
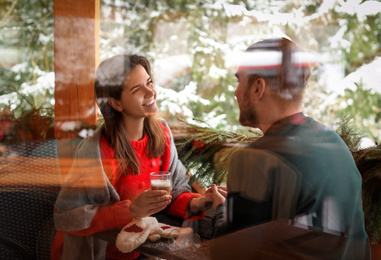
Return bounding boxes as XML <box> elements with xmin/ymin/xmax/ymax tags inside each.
<box><xmin>158</xmin><ymin>118</ymin><xmax>171</xmax><ymax>134</ymax></box>
<box><xmin>158</xmin><ymin>118</ymin><xmax>169</xmax><ymax>129</ymax></box>
<box><xmin>75</xmin><ymin>125</ymin><xmax>104</xmax><ymax>158</ymax></box>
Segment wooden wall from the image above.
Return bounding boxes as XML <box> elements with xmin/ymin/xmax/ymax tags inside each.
<box><xmin>53</xmin><ymin>0</ymin><xmax>100</xmax><ymax>142</ymax></box>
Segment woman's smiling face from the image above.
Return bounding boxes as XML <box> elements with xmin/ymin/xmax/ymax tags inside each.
<box><xmin>116</xmin><ymin>64</ymin><xmax>158</xmax><ymax>120</ymax></box>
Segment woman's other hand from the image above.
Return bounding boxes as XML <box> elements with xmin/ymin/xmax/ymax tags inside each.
<box><xmin>130</xmin><ymin>190</ymin><xmax>172</xmax><ymax>218</ymax></box>
<box><xmin>188</xmin><ymin>193</ymin><xmax>214</xmax><ymax>213</ymax></box>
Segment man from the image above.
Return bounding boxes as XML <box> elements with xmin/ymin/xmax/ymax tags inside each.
<box><xmin>210</xmin><ymin>38</ymin><xmax>370</xmax><ymax>259</ymax></box>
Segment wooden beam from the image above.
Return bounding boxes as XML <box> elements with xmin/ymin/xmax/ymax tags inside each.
<box><xmin>54</xmin><ymin>0</ymin><xmax>100</xmax><ymax>140</ymax></box>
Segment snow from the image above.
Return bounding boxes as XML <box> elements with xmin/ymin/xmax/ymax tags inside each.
<box><xmin>151</xmin><ymin>0</ymin><xmax>380</xmax><ymax>110</ymax></box>
<box><xmin>0</xmin><ymin>71</ymin><xmax>55</xmax><ymax>106</ymax></box>
<box><xmin>339</xmin><ymin>57</ymin><xmax>381</xmax><ymax>94</ymax></box>
<box><xmin>153</xmin><ymin>54</ymin><xmax>191</xmax><ymax>86</ymax></box>
<box><xmin>336</xmin><ymin>0</ymin><xmax>381</xmax><ymax>21</ymax></box>
<box><xmin>209</xmin><ymin>65</ymin><xmax>227</xmax><ymax>79</ymax></box>
<box><xmin>360</xmin><ymin>137</ymin><xmax>377</xmax><ymax>149</ymax></box>
<box><xmin>156</xmin><ymin>81</ymin><xmax>210</xmax><ymax>120</ymax></box>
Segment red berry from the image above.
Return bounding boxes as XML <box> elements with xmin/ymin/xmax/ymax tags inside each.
<box><xmin>192</xmin><ymin>139</ymin><xmax>205</xmax><ymax>152</ymax></box>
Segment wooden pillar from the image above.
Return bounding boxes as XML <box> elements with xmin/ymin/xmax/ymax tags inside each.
<box><xmin>53</xmin><ymin>0</ymin><xmax>100</xmax><ymax>143</ymax></box>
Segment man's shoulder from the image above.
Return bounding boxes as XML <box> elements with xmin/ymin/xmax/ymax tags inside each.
<box><xmin>230</xmin><ymin>147</ymin><xmax>300</xmax><ymax>174</ymax></box>
<box><xmin>304</xmin><ymin>117</ymin><xmax>347</xmax><ymax>145</ymax></box>
<box><xmin>228</xmin><ymin>147</ymin><xmax>301</xmax><ymax>201</ymax></box>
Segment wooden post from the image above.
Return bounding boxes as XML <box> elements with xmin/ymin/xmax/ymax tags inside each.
<box><xmin>54</xmin><ymin>0</ymin><xmax>100</xmax><ymax>143</ymax></box>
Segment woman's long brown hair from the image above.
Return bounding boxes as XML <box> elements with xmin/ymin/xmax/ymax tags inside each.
<box><xmin>94</xmin><ymin>54</ymin><xmax>166</xmax><ymax>175</ymax></box>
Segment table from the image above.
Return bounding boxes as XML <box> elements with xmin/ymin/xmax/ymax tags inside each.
<box><xmin>95</xmin><ymin>220</ymin><xmax>369</xmax><ymax>260</ymax></box>
<box><xmin>94</xmin><ymin>229</ymin><xmax>210</xmax><ymax>259</ymax></box>
<box><xmin>94</xmin><ymin>212</ymin><xmax>214</xmax><ymax>259</ymax></box>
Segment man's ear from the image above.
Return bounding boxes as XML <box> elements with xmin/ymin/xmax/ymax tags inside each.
<box><xmin>250</xmin><ymin>78</ymin><xmax>266</xmax><ymax>100</ymax></box>
<box><xmin>108</xmin><ymin>98</ymin><xmax>122</xmax><ymax>112</ymax></box>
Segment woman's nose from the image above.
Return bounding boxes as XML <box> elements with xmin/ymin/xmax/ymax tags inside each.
<box><xmin>144</xmin><ymin>84</ymin><xmax>155</xmax><ymax>96</ymax></box>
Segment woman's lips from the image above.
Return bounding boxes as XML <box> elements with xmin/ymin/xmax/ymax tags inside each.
<box><xmin>143</xmin><ymin>99</ymin><xmax>155</xmax><ymax>106</ymax></box>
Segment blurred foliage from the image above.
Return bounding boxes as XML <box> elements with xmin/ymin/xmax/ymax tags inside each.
<box><xmin>99</xmin><ymin>0</ymin><xmax>381</xmax><ymax>141</ymax></box>
<box><xmin>334</xmin><ymin>115</ymin><xmax>366</xmax><ymax>152</ymax></box>
<box><xmin>335</xmin><ymin>83</ymin><xmax>381</xmax><ymax>143</ymax></box>
<box><xmin>99</xmin><ymin>0</ymin><xmax>242</xmax><ymax>131</ymax></box>
<box><xmin>344</xmin><ymin>13</ymin><xmax>381</xmax><ymax>74</ymax></box>
<box><xmin>0</xmin><ymin>0</ymin><xmax>54</xmax><ymax>83</ymax></box>
<box><xmin>1</xmin><ymin>0</ymin><xmax>380</xmax><ymax>143</ymax></box>
<box><xmin>0</xmin><ymin>0</ymin><xmax>54</xmax><ymax>141</ymax></box>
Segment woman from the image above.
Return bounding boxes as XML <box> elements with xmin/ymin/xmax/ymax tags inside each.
<box><xmin>51</xmin><ymin>54</ymin><xmax>213</xmax><ymax>260</ymax></box>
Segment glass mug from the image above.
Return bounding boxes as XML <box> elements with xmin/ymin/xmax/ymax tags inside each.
<box><xmin>150</xmin><ymin>171</ymin><xmax>172</xmax><ymax>195</ymax></box>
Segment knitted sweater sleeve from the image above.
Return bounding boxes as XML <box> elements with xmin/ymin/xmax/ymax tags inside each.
<box><xmin>64</xmin><ymin>200</ymin><xmax>133</xmax><ymax>236</ymax></box>
<box><xmin>167</xmin><ymin>192</ymin><xmax>205</xmax><ymax>220</ymax></box>
<box><xmin>54</xmin><ymin>126</ymin><xmax>123</xmax><ymax>232</ymax></box>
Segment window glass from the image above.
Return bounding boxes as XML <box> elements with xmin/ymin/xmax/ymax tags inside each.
<box><xmin>0</xmin><ymin>1</ymin><xmax>380</xmax><ymax>258</ymax></box>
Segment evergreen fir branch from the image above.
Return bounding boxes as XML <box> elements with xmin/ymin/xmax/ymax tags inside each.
<box><xmin>352</xmin><ymin>144</ymin><xmax>381</xmax><ymax>244</ymax></box>
<box><xmin>182</xmin><ymin>149</ymin><xmax>195</xmax><ymax>162</ymax></box>
<box><xmin>202</xmin><ymin>134</ymin><xmax>220</xmax><ymax>144</ymax></box>
<box><xmin>362</xmin><ymin>166</ymin><xmax>381</xmax><ymax>185</ymax></box>
<box><xmin>334</xmin><ymin>115</ymin><xmax>365</xmax><ymax>152</ymax></box>
<box><xmin>362</xmin><ymin>179</ymin><xmax>381</xmax><ymax>244</ymax></box>
<box><xmin>172</xmin><ymin>117</ymin><xmax>261</xmax><ymax>187</ymax></box>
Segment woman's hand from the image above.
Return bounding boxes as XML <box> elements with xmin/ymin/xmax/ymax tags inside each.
<box><xmin>188</xmin><ymin>194</ymin><xmax>214</xmax><ymax>213</ymax></box>
<box><xmin>130</xmin><ymin>190</ymin><xmax>172</xmax><ymax>218</ymax></box>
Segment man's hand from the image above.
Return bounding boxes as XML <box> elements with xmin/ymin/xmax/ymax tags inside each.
<box><xmin>206</xmin><ymin>185</ymin><xmax>227</xmax><ymax>198</ymax></box>
<box><xmin>130</xmin><ymin>190</ymin><xmax>172</xmax><ymax>218</ymax></box>
<box><xmin>209</xmin><ymin>184</ymin><xmax>226</xmax><ymax>210</ymax></box>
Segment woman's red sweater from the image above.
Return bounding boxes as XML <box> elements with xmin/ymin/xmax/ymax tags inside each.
<box><xmin>51</xmin><ymin>126</ymin><xmax>202</xmax><ymax>260</ymax></box>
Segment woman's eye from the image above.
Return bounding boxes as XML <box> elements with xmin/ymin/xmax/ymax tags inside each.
<box><xmin>147</xmin><ymin>80</ymin><xmax>153</xmax><ymax>86</ymax></box>
<box><xmin>133</xmin><ymin>88</ymin><xmax>140</xmax><ymax>93</ymax></box>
